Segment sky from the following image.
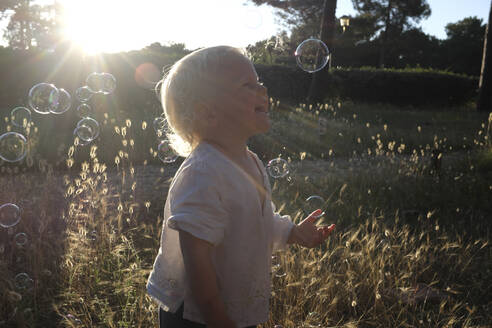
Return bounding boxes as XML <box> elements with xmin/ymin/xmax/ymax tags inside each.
<box><xmin>0</xmin><ymin>0</ymin><xmax>490</xmax><ymax>54</ymax></box>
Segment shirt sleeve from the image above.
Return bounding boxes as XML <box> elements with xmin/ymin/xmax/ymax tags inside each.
<box><xmin>167</xmin><ymin>162</ymin><xmax>228</xmax><ymax>246</ymax></box>
<box><xmin>270</xmin><ymin>201</ymin><xmax>295</xmax><ymax>251</ymax></box>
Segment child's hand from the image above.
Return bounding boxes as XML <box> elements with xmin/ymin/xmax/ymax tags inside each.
<box><xmin>287</xmin><ymin>209</ymin><xmax>335</xmax><ymax>248</ymax></box>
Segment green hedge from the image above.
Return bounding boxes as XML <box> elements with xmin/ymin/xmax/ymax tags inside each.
<box><xmin>256</xmin><ymin>65</ymin><xmax>479</xmax><ymax>107</ymax></box>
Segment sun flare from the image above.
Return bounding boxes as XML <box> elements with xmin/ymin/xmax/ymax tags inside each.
<box><xmin>60</xmin><ymin>0</ymin><xmax>145</xmax><ymax>54</ymax></box>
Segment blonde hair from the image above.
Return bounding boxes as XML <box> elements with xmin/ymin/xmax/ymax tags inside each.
<box><xmin>158</xmin><ymin>46</ymin><xmax>247</xmax><ymax>157</ymax></box>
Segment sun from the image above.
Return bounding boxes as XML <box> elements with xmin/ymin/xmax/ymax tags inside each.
<box><xmin>59</xmin><ymin>0</ymin><xmax>140</xmax><ymax>54</ymax></box>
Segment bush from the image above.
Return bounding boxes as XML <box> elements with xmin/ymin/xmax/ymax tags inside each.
<box><xmin>256</xmin><ymin>65</ymin><xmax>478</xmax><ymax>107</ymax></box>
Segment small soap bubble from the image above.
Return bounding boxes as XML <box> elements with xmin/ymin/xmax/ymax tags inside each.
<box><xmin>28</xmin><ymin>83</ymin><xmax>60</xmax><ymax>114</ymax></box>
<box><xmin>14</xmin><ymin>232</ymin><xmax>28</xmax><ymax>247</ymax></box>
<box><xmin>14</xmin><ymin>273</ymin><xmax>34</xmax><ymax>291</ymax></box>
<box><xmin>50</xmin><ymin>88</ymin><xmax>71</xmax><ymax>114</ymax></box>
<box><xmin>10</xmin><ymin>107</ymin><xmax>31</xmax><ymax>128</ymax></box>
<box><xmin>0</xmin><ymin>132</ymin><xmax>27</xmax><ymax>162</ymax></box>
<box><xmin>153</xmin><ymin>117</ymin><xmax>167</xmax><ymax>132</ymax></box>
<box><xmin>75</xmin><ymin>86</ymin><xmax>93</xmax><ymax>103</ymax></box>
<box><xmin>76</xmin><ymin>117</ymin><xmax>100</xmax><ymax>141</ymax></box>
<box><xmin>266</xmin><ymin>158</ymin><xmax>289</xmax><ymax>178</ymax></box>
<box><xmin>158</xmin><ymin>140</ymin><xmax>178</xmax><ymax>163</ymax></box>
<box><xmin>0</xmin><ymin>203</ymin><xmax>21</xmax><ymax>228</ymax></box>
<box><xmin>295</xmin><ymin>38</ymin><xmax>330</xmax><ymax>73</ymax></box>
<box><xmin>305</xmin><ymin>195</ymin><xmax>325</xmax><ymax>218</ymax></box>
<box><xmin>86</xmin><ymin>72</ymin><xmax>116</xmax><ymax>95</ymax></box>
<box><xmin>76</xmin><ymin>103</ymin><xmax>92</xmax><ymax>118</ymax></box>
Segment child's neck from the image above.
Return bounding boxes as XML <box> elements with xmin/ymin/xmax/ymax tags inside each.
<box><xmin>202</xmin><ymin>137</ymin><xmax>250</xmax><ymax>163</ymax></box>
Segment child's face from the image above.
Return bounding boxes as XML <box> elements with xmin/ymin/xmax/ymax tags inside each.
<box><xmin>208</xmin><ymin>54</ymin><xmax>270</xmax><ymax>138</ymax></box>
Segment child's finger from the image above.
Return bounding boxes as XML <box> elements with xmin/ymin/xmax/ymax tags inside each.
<box><xmin>304</xmin><ymin>209</ymin><xmax>323</xmax><ymax>223</ymax></box>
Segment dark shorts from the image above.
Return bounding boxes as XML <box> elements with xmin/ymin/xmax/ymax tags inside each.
<box><xmin>159</xmin><ymin>303</ymin><xmax>256</xmax><ymax>328</ymax></box>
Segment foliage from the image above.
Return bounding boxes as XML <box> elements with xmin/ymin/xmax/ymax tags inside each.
<box><xmin>1</xmin><ymin>100</ymin><xmax>491</xmax><ymax>327</ymax></box>
<box><xmin>255</xmin><ymin>64</ymin><xmax>478</xmax><ymax>106</ymax></box>
<box><xmin>0</xmin><ymin>0</ymin><xmax>57</xmax><ymax>49</ymax></box>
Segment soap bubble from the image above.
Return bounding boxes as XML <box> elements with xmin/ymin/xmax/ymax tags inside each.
<box><xmin>75</xmin><ymin>86</ymin><xmax>93</xmax><ymax>103</ymax></box>
<box><xmin>76</xmin><ymin>117</ymin><xmax>100</xmax><ymax>142</ymax></box>
<box><xmin>14</xmin><ymin>273</ymin><xmax>34</xmax><ymax>291</ymax></box>
<box><xmin>158</xmin><ymin>140</ymin><xmax>178</xmax><ymax>163</ymax></box>
<box><xmin>0</xmin><ymin>203</ymin><xmax>21</xmax><ymax>228</ymax></box>
<box><xmin>295</xmin><ymin>38</ymin><xmax>330</xmax><ymax>73</ymax></box>
<box><xmin>0</xmin><ymin>132</ymin><xmax>27</xmax><ymax>162</ymax></box>
<box><xmin>50</xmin><ymin>88</ymin><xmax>71</xmax><ymax>114</ymax></box>
<box><xmin>10</xmin><ymin>107</ymin><xmax>31</xmax><ymax>128</ymax></box>
<box><xmin>86</xmin><ymin>72</ymin><xmax>116</xmax><ymax>95</ymax></box>
<box><xmin>266</xmin><ymin>158</ymin><xmax>289</xmax><ymax>178</ymax></box>
<box><xmin>28</xmin><ymin>83</ymin><xmax>60</xmax><ymax>114</ymax></box>
<box><xmin>76</xmin><ymin>103</ymin><xmax>92</xmax><ymax>118</ymax></box>
<box><xmin>304</xmin><ymin>195</ymin><xmax>326</xmax><ymax>218</ymax></box>
<box><xmin>153</xmin><ymin>117</ymin><xmax>168</xmax><ymax>139</ymax></box>
<box><xmin>14</xmin><ymin>232</ymin><xmax>28</xmax><ymax>247</ymax></box>
<box><xmin>73</xmin><ymin>128</ymin><xmax>90</xmax><ymax>146</ymax></box>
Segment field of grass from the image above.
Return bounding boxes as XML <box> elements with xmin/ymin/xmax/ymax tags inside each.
<box><xmin>0</xmin><ymin>99</ymin><xmax>491</xmax><ymax>327</ymax></box>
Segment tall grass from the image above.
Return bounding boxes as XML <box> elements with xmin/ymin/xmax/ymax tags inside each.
<box><xmin>0</xmin><ymin>100</ymin><xmax>490</xmax><ymax>327</ymax></box>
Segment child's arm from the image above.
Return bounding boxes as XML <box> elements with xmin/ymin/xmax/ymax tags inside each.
<box><xmin>179</xmin><ymin>230</ymin><xmax>237</xmax><ymax>328</ymax></box>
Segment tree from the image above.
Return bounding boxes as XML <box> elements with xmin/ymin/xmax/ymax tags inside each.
<box><xmin>0</xmin><ymin>0</ymin><xmax>56</xmax><ymax>49</ymax></box>
<box><xmin>442</xmin><ymin>17</ymin><xmax>486</xmax><ymax>76</ymax></box>
<box><xmin>478</xmin><ymin>1</ymin><xmax>492</xmax><ymax>112</ymax></box>
<box><xmin>352</xmin><ymin>0</ymin><xmax>431</xmax><ymax>67</ymax></box>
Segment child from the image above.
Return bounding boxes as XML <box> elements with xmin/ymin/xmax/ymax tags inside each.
<box><xmin>146</xmin><ymin>46</ymin><xmax>335</xmax><ymax>328</ymax></box>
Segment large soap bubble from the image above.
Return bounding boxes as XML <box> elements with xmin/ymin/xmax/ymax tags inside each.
<box><xmin>295</xmin><ymin>38</ymin><xmax>330</xmax><ymax>73</ymax></box>
<box><xmin>14</xmin><ymin>272</ymin><xmax>34</xmax><ymax>291</ymax></box>
<box><xmin>10</xmin><ymin>107</ymin><xmax>31</xmax><ymax>128</ymax></box>
<box><xmin>0</xmin><ymin>132</ymin><xmax>27</xmax><ymax>162</ymax></box>
<box><xmin>76</xmin><ymin>117</ymin><xmax>100</xmax><ymax>142</ymax></box>
<box><xmin>266</xmin><ymin>158</ymin><xmax>289</xmax><ymax>178</ymax></box>
<box><xmin>28</xmin><ymin>83</ymin><xmax>60</xmax><ymax>114</ymax></box>
<box><xmin>158</xmin><ymin>140</ymin><xmax>178</xmax><ymax>163</ymax></box>
<box><xmin>50</xmin><ymin>88</ymin><xmax>72</xmax><ymax>114</ymax></box>
<box><xmin>86</xmin><ymin>72</ymin><xmax>116</xmax><ymax>95</ymax></box>
<box><xmin>0</xmin><ymin>203</ymin><xmax>21</xmax><ymax>228</ymax></box>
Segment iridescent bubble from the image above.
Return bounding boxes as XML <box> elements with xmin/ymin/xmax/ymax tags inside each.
<box><xmin>14</xmin><ymin>232</ymin><xmax>28</xmax><ymax>247</ymax></box>
<box><xmin>28</xmin><ymin>83</ymin><xmax>60</xmax><ymax>114</ymax></box>
<box><xmin>0</xmin><ymin>132</ymin><xmax>27</xmax><ymax>162</ymax></box>
<box><xmin>76</xmin><ymin>103</ymin><xmax>92</xmax><ymax>118</ymax></box>
<box><xmin>75</xmin><ymin>86</ymin><xmax>93</xmax><ymax>103</ymax></box>
<box><xmin>153</xmin><ymin>117</ymin><xmax>167</xmax><ymax>132</ymax></box>
<box><xmin>14</xmin><ymin>272</ymin><xmax>34</xmax><ymax>291</ymax></box>
<box><xmin>158</xmin><ymin>140</ymin><xmax>178</xmax><ymax>163</ymax></box>
<box><xmin>50</xmin><ymin>88</ymin><xmax>71</xmax><ymax>114</ymax></box>
<box><xmin>295</xmin><ymin>38</ymin><xmax>330</xmax><ymax>73</ymax></box>
<box><xmin>10</xmin><ymin>107</ymin><xmax>31</xmax><ymax>128</ymax></box>
<box><xmin>304</xmin><ymin>195</ymin><xmax>325</xmax><ymax>218</ymax></box>
<box><xmin>73</xmin><ymin>128</ymin><xmax>90</xmax><ymax>146</ymax></box>
<box><xmin>76</xmin><ymin>117</ymin><xmax>100</xmax><ymax>142</ymax></box>
<box><xmin>86</xmin><ymin>72</ymin><xmax>116</xmax><ymax>95</ymax></box>
<box><xmin>0</xmin><ymin>203</ymin><xmax>21</xmax><ymax>228</ymax></box>
<box><xmin>266</xmin><ymin>158</ymin><xmax>289</xmax><ymax>178</ymax></box>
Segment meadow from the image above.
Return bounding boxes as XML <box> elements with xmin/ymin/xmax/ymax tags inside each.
<box><xmin>0</xmin><ymin>98</ymin><xmax>491</xmax><ymax>327</ymax></box>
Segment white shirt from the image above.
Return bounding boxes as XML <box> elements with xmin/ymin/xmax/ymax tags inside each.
<box><xmin>146</xmin><ymin>141</ymin><xmax>294</xmax><ymax>327</ymax></box>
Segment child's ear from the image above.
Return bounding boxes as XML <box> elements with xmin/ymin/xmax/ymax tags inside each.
<box><xmin>195</xmin><ymin>101</ymin><xmax>218</xmax><ymax>126</ymax></box>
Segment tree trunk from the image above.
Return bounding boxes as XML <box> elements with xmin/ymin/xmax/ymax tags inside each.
<box><xmin>379</xmin><ymin>0</ymin><xmax>393</xmax><ymax>68</ymax></box>
<box><xmin>307</xmin><ymin>0</ymin><xmax>337</xmax><ymax>104</ymax></box>
<box><xmin>477</xmin><ymin>0</ymin><xmax>492</xmax><ymax>112</ymax></box>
